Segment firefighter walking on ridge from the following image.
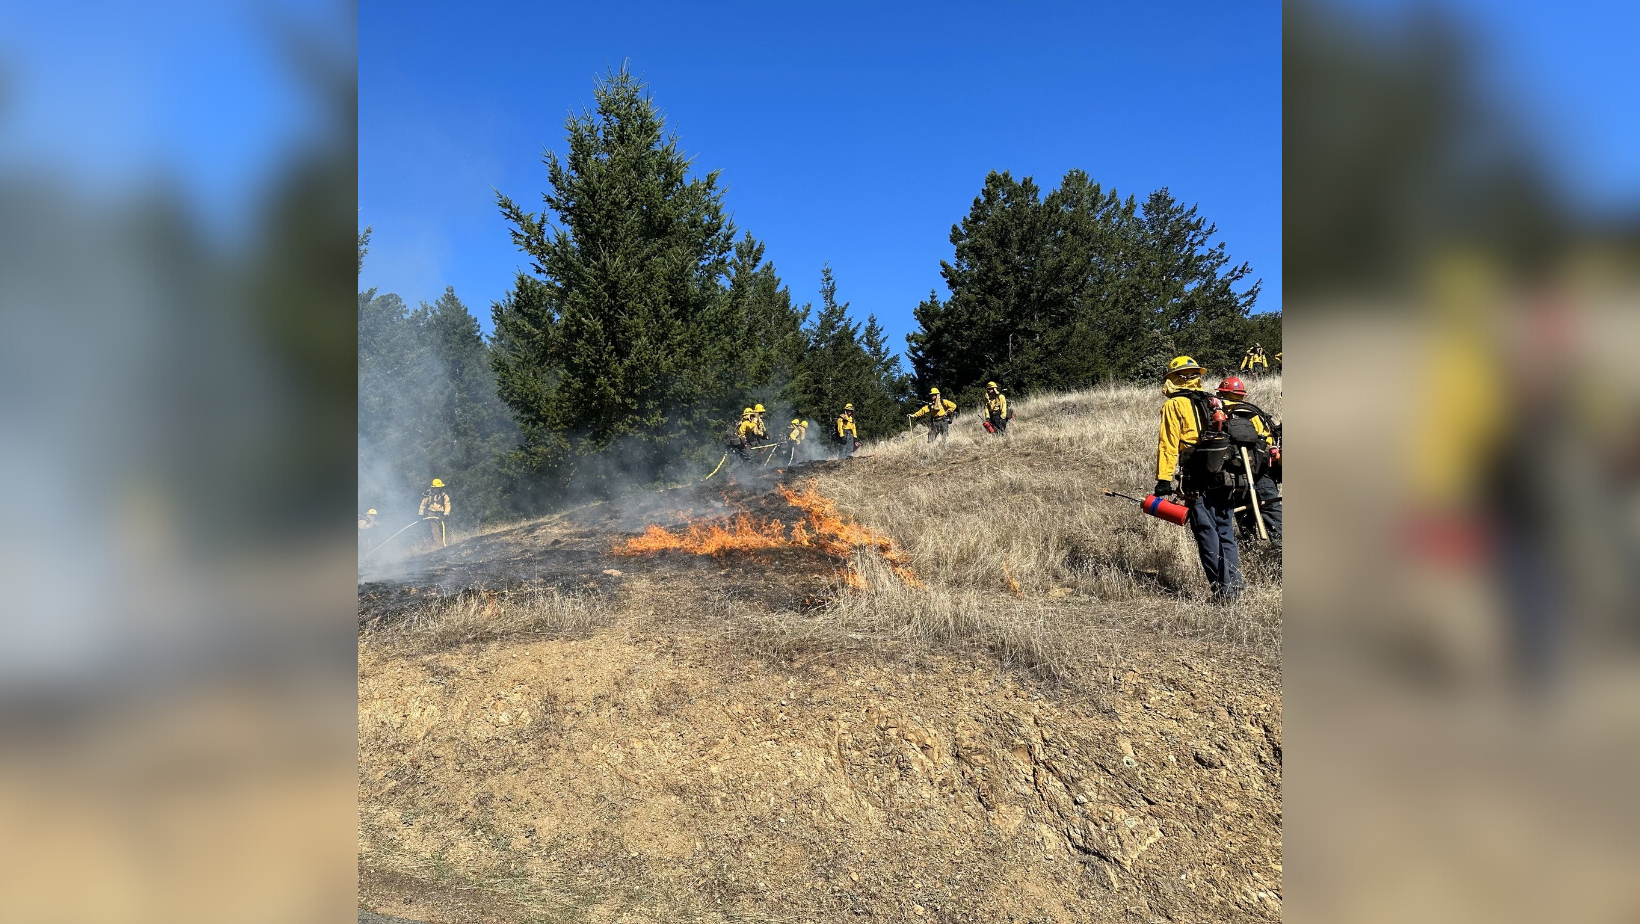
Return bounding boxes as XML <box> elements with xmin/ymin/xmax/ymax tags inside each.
<box><xmin>1216</xmin><ymin>375</ymin><xmax>1282</xmax><ymax>545</ymax></box>
<box><xmin>909</xmin><ymin>387</ymin><xmax>957</xmax><ymax>442</ymax></box>
<box><xmin>983</xmin><ymin>381</ymin><xmax>1011</xmax><ymax>436</ymax></box>
<box><xmin>420</xmin><ymin>479</ymin><xmax>451</xmax><ymax>549</ymax></box>
<box><xmin>1155</xmin><ymin>356</ymin><xmax>1243</xmax><ymax>601</ymax></box>
<box><xmin>833</xmin><ymin>404</ymin><xmax>858</xmax><ymax>459</ymax></box>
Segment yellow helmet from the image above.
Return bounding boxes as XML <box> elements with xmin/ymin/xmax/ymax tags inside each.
<box><xmin>743</xmin><ymin>407</ymin><xmax>754</xmax><ymax>416</ymax></box>
<box><xmin>430</xmin><ymin>478</ymin><xmax>445</xmax><ymax>488</ymax></box>
<box><xmin>843</xmin><ymin>403</ymin><xmax>854</xmax><ymax>411</ymax></box>
<box><xmin>791</xmin><ymin>418</ymin><xmax>801</xmax><ymax>425</ymax></box>
<box><xmin>929</xmin><ymin>387</ymin><xmax>940</xmax><ymax>395</ymax></box>
<box><xmin>366</xmin><ymin>508</ymin><xmax>377</xmax><ymax>516</ymax></box>
<box><xmin>1166</xmin><ymin>356</ymin><xmax>1203</xmax><ymax>376</ymax></box>
<box><xmin>753</xmin><ymin>403</ymin><xmax>766</xmax><ymax>413</ymax></box>
<box><xmin>802</xmin><ymin>419</ymin><xmax>809</xmax><ymax>426</ymax></box>
<box><xmin>986</xmin><ymin>381</ymin><xmax>999</xmax><ymax>389</ymax></box>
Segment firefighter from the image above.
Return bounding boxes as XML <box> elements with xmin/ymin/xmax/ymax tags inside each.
<box><xmin>983</xmin><ymin>381</ymin><xmax>1010</xmax><ymax>436</ymax></box>
<box><xmin>1156</xmin><ymin>356</ymin><xmax>1243</xmax><ymax>601</ymax></box>
<box><xmin>834</xmin><ymin>403</ymin><xmax>858</xmax><ymax>459</ymax></box>
<box><xmin>1217</xmin><ymin>376</ymin><xmax>1282</xmax><ymax>545</ymax></box>
<box><xmin>1240</xmin><ymin>343</ymin><xmax>1269</xmax><ymax>375</ymax></box>
<box><xmin>419</xmin><ymin>479</ymin><xmax>451</xmax><ymax>549</ymax></box>
<box><xmin>729</xmin><ymin>407</ymin><xmax>759</xmax><ymax>463</ymax></box>
<box><xmin>788</xmin><ymin>418</ymin><xmax>808</xmax><ymax>444</ymax></box>
<box><xmin>751</xmin><ymin>403</ymin><xmax>769</xmax><ymax>442</ymax></box>
<box><xmin>908</xmin><ymin>387</ymin><xmax>957</xmax><ymax>442</ymax></box>
<box><xmin>358</xmin><ymin>508</ymin><xmax>378</xmax><ymax>551</ymax></box>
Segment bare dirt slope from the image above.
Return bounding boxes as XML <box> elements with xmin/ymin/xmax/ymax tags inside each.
<box><xmin>359</xmin><ymin>380</ymin><xmax>1283</xmax><ymax>923</ymax></box>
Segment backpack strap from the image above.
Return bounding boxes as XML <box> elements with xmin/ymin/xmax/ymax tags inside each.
<box><xmin>1230</xmin><ymin>400</ymin><xmax>1277</xmax><ymax>443</ymax></box>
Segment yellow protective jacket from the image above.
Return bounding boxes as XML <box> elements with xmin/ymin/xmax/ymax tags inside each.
<box><xmin>737</xmin><ymin>418</ymin><xmax>760</xmax><ymax>442</ymax></box>
<box><xmin>1240</xmin><ymin>350</ymin><xmax>1269</xmax><ymax>371</ymax></box>
<box><xmin>835</xmin><ymin>415</ymin><xmax>857</xmax><ymax>439</ymax></box>
<box><xmin>910</xmin><ymin>398</ymin><xmax>957</xmax><ymax>420</ymax></box>
<box><xmin>985</xmin><ymin>392</ymin><xmax>1008</xmax><ymax>418</ymax></box>
<box><xmin>752</xmin><ymin>417</ymin><xmax>768</xmax><ymax>440</ymax></box>
<box><xmin>1155</xmin><ymin>379</ymin><xmax>1207</xmax><ymax>481</ymax></box>
<box><xmin>420</xmin><ymin>490</ymin><xmax>451</xmax><ymax>517</ymax></box>
<box><xmin>789</xmin><ymin>423</ymin><xmax>807</xmax><ymax>442</ymax></box>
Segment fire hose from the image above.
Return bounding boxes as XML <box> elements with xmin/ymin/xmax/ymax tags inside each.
<box><xmin>363</xmin><ymin>518</ymin><xmax>425</xmax><ymax>557</ymax></box>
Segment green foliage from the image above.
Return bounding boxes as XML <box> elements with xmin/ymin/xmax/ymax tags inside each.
<box><xmin>358</xmin><ymin>285</ymin><xmax>517</xmax><ymax>526</ymax></box>
<box><xmin>909</xmin><ymin>170</ymin><xmax>1272</xmax><ymax>403</ymax></box>
<box><xmin>787</xmin><ymin>265</ymin><xmax>913</xmax><ymax>440</ymax></box>
<box><xmin>492</xmin><ymin>64</ymin><xmax>760</xmax><ymax>497</ymax></box>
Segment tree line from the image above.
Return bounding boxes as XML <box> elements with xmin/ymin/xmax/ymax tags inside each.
<box><xmin>358</xmin><ymin>66</ymin><xmax>1277</xmax><ymax>526</ymax></box>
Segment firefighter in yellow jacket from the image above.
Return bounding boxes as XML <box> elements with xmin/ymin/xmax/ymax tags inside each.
<box><xmin>983</xmin><ymin>382</ymin><xmax>1010</xmax><ymax>436</ymax></box>
<box><xmin>730</xmin><ymin>407</ymin><xmax>759</xmax><ymax>463</ymax></box>
<box><xmin>788</xmin><ymin>418</ymin><xmax>808</xmax><ymax>444</ymax></box>
<box><xmin>750</xmin><ymin>403</ymin><xmax>769</xmax><ymax>441</ymax></box>
<box><xmin>419</xmin><ymin>479</ymin><xmax>451</xmax><ymax>549</ymax></box>
<box><xmin>1240</xmin><ymin>344</ymin><xmax>1269</xmax><ymax>375</ymax></box>
<box><xmin>833</xmin><ymin>404</ymin><xmax>858</xmax><ymax>459</ymax></box>
<box><xmin>909</xmin><ymin>387</ymin><xmax>957</xmax><ymax>442</ymax></box>
<box><xmin>1216</xmin><ymin>376</ymin><xmax>1281</xmax><ymax>545</ymax></box>
<box><xmin>1156</xmin><ymin>357</ymin><xmax>1243</xmax><ymax>601</ymax></box>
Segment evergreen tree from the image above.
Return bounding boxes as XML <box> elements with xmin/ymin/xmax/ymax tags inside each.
<box><xmin>909</xmin><ymin>171</ymin><xmax>1266</xmax><ymax>394</ymax></box>
<box><xmin>788</xmin><ymin>265</ymin><xmax>910</xmax><ymax>440</ymax></box>
<box><xmin>492</xmin><ymin>65</ymin><xmax>741</xmax><ymax>495</ymax></box>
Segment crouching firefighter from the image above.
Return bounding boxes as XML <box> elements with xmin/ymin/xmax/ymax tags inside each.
<box><xmin>420</xmin><ymin>479</ymin><xmax>451</xmax><ymax>549</ymax></box>
<box><xmin>1216</xmin><ymin>376</ymin><xmax>1282</xmax><ymax>545</ymax></box>
<box><xmin>833</xmin><ymin>404</ymin><xmax>858</xmax><ymax>459</ymax></box>
<box><xmin>982</xmin><ymin>381</ymin><xmax>1011</xmax><ymax>436</ymax></box>
<box><xmin>1155</xmin><ymin>357</ymin><xmax>1244</xmax><ymax>601</ymax></box>
<box><xmin>909</xmin><ymin>387</ymin><xmax>957</xmax><ymax>442</ymax></box>
<box><xmin>728</xmin><ymin>407</ymin><xmax>759</xmax><ymax>464</ymax></box>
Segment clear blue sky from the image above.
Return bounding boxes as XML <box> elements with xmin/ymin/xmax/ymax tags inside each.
<box><xmin>360</xmin><ymin>1</ymin><xmax>1284</xmax><ymax>355</ymax></box>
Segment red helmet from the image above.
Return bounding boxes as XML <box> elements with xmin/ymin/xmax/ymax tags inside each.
<box><xmin>1216</xmin><ymin>376</ymin><xmax>1247</xmax><ymax>398</ymax></box>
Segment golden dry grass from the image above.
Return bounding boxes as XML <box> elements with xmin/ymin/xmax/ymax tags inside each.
<box><xmin>798</xmin><ymin>377</ymin><xmax>1283</xmax><ymax>684</ymax></box>
<box><xmin>365</xmin><ymin>587</ymin><xmax>615</xmax><ymax>656</ymax></box>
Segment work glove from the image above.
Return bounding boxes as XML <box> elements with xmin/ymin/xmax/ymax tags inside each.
<box><xmin>1153</xmin><ymin>480</ymin><xmax>1173</xmax><ymax>498</ymax></box>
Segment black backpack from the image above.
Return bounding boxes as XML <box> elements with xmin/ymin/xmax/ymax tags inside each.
<box><xmin>1173</xmin><ymin>391</ymin><xmax>1267</xmax><ymax>489</ymax></box>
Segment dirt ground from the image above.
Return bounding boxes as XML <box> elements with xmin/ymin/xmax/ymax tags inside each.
<box><xmin>359</xmin><ymin>384</ymin><xmax>1282</xmax><ymax>923</ymax></box>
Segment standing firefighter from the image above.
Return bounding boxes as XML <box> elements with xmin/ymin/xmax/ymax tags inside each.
<box><xmin>751</xmin><ymin>403</ymin><xmax>769</xmax><ymax>442</ymax></box>
<box><xmin>982</xmin><ymin>381</ymin><xmax>1011</xmax><ymax>436</ymax></box>
<box><xmin>833</xmin><ymin>403</ymin><xmax>858</xmax><ymax>459</ymax></box>
<box><xmin>909</xmin><ymin>387</ymin><xmax>957</xmax><ymax>442</ymax></box>
<box><xmin>358</xmin><ymin>508</ymin><xmax>378</xmax><ymax>551</ymax></box>
<box><xmin>419</xmin><ymin>479</ymin><xmax>451</xmax><ymax>549</ymax></box>
<box><xmin>788</xmin><ymin>418</ymin><xmax>808</xmax><ymax>444</ymax></box>
<box><xmin>1240</xmin><ymin>343</ymin><xmax>1270</xmax><ymax>376</ymax></box>
<box><xmin>1216</xmin><ymin>376</ymin><xmax>1282</xmax><ymax>545</ymax></box>
<box><xmin>1155</xmin><ymin>357</ymin><xmax>1243</xmax><ymax>601</ymax></box>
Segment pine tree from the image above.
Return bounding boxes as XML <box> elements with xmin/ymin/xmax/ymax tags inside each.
<box><xmin>492</xmin><ymin>65</ymin><xmax>739</xmax><ymax>495</ymax></box>
<box><xmin>788</xmin><ymin>265</ymin><xmax>909</xmax><ymax>441</ymax></box>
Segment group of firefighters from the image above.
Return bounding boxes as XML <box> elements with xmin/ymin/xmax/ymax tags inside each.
<box><xmin>356</xmin><ymin>478</ymin><xmax>453</xmax><ymax>555</ymax></box>
<box><xmin>360</xmin><ymin>352</ymin><xmax>1280</xmax><ymax>600</ymax></box>
<box><xmin>1155</xmin><ymin>355</ymin><xmax>1283</xmax><ymax>601</ymax></box>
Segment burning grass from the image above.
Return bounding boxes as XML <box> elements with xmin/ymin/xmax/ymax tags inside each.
<box><xmin>616</xmin><ymin>479</ymin><xmax>921</xmax><ymax>588</ymax></box>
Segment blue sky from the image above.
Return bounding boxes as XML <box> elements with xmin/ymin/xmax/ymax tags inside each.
<box><xmin>359</xmin><ymin>1</ymin><xmax>1283</xmax><ymax>355</ymax></box>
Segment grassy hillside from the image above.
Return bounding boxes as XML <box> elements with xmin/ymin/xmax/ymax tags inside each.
<box><xmin>358</xmin><ymin>378</ymin><xmax>1283</xmax><ymax>923</ymax></box>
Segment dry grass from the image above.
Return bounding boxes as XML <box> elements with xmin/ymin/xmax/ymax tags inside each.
<box><xmin>800</xmin><ymin>377</ymin><xmax>1283</xmax><ymax>682</ymax></box>
<box><xmin>365</xmin><ymin>586</ymin><xmax>615</xmax><ymax>655</ymax></box>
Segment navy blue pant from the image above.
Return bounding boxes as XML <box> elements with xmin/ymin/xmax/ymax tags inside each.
<box><xmin>1188</xmin><ymin>489</ymin><xmax>1243</xmax><ymax>599</ymax></box>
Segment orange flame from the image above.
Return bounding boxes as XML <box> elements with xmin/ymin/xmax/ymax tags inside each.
<box><xmin>616</xmin><ymin>480</ymin><xmax>919</xmax><ymax>589</ymax></box>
